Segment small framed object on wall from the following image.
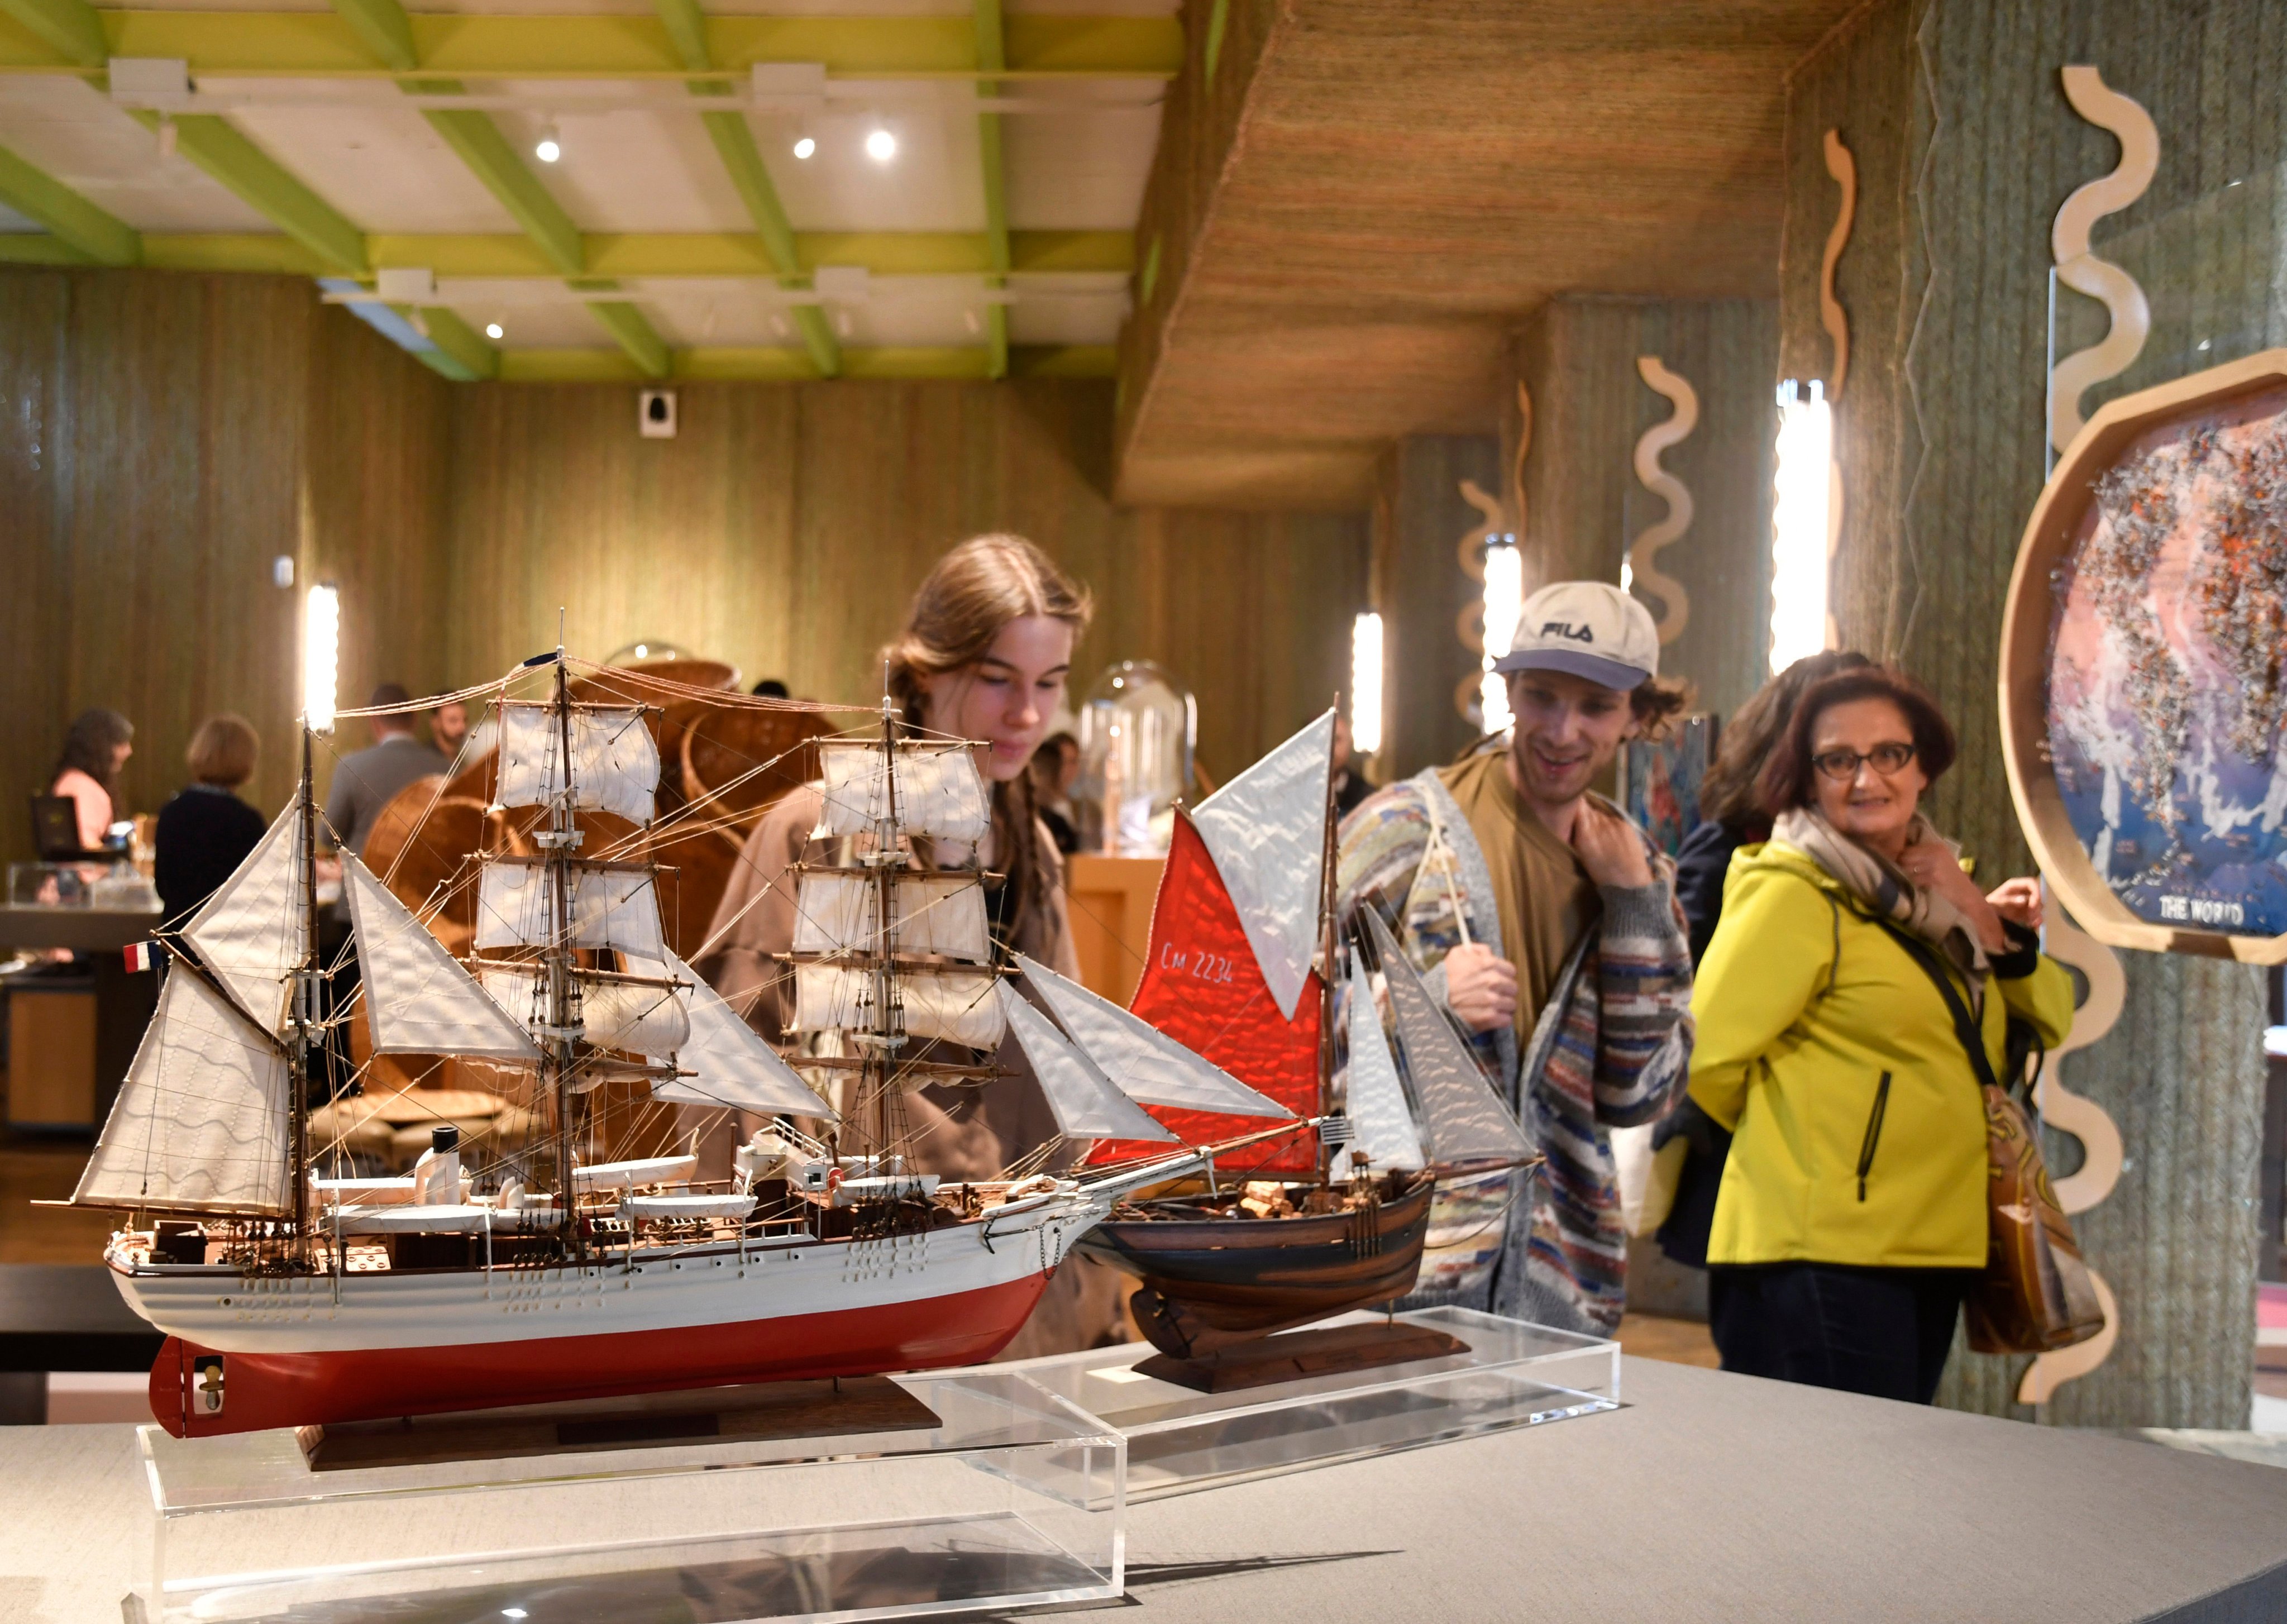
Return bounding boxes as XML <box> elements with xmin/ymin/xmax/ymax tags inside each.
<box><xmin>2001</xmin><ymin>347</ymin><xmax>2287</xmax><ymax>962</ymax></box>
<box><xmin>1618</xmin><ymin>713</ymin><xmax>1717</xmax><ymax>859</ymax></box>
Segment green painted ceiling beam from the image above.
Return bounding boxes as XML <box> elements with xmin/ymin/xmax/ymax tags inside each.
<box><xmin>655</xmin><ymin>0</ymin><xmax>839</xmax><ymax>378</ymax></box>
<box><xmin>0</xmin><ymin>140</ymin><xmax>137</xmax><ymax>264</ymax></box>
<box><xmin>328</xmin><ymin>0</ymin><xmax>416</xmax><ymax>72</ymax></box>
<box><xmin>495</xmin><ymin>342</ymin><xmax>1113</xmax><ymax>384</ymax></box>
<box><xmin>0</xmin><ymin>0</ymin><xmax>102</xmax><ymax>68</ymax></box>
<box><xmin>414</xmin><ymin>304</ymin><xmax>498</xmax><ymax>380</ymax></box>
<box><xmin>417</xmin><ymin>108</ymin><xmax>583</xmax><ymax>275</ymax></box>
<box><xmin>111</xmin><ymin>229</ymin><xmax>1130</xmax><ymax>278</ymax></box>
<box><xmin>126</xmin><ymin>110</ymin><xmax>366</xmax><ymax>273</ymax></box>
<box><xmin>584</xmin><ymin>297</ymin><xmax>670</xmax><ymax>378</ymax></box>
<box><xmin>327</xmin><ymin>0</ymin><xmax>669</xmax><ymax>383</ymax></box>
<box><xmin>0</xmin><ymin>231</ymin><xmax>93</xmax><ymax>265</ymax></box>
<box><xmin>973</xmin><ymin>0</ymin><xmax>1010</xmax><ymax>380</ymax></box>
<box><xmin>0</xmin><ymin>13</ymin><xmax>1183</xmax><ymax>78</ymax></box>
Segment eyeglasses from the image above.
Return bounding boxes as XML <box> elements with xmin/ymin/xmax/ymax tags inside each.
<box><xmin>1812</xmin><ymin>742</ymin><xmax>1917</xmax><ymax>781</ymax></box>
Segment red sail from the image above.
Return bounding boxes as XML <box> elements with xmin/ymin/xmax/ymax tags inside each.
<box><xmin>1085</xmin><ymin>810</ymin><xmax>1319</xmax><ymax>1174</ymax></box>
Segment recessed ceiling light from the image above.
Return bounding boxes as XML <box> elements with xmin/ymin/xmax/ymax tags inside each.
<box><xmin>485</xmin><ymin>322</ymin><xmax>504</xmax><ymax>340</ymax></box>
<box><xmin>865</xmin><ymin>128</ymin><xmax>896</xmax><ymax>163</ymax></box>
<box><xmin>792</xmin><ymin>136</ymin><xmax>815</xmax><ymax>160</ymax></box>
<box><xmin>534</xmin><ymin>123</ymin><xmax>561</xmax><ymax>164</ymax></box>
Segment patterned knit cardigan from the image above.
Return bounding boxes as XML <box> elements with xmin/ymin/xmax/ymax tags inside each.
<box><xmin>1335</xmin><ymin>763</ymin><xmax>1696</xmax><ymax>1334</ymax></box>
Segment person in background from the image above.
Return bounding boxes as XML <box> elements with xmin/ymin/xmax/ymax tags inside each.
<box><xmin>1330</xmin><ymin>711</ymin><xmax>1372</xmax><ymax>819</ymax></box>
<box><xmin>751</xmin><ymin>678</ymin><xmax>791</xmax><ymax>699</ymax></box>
<box><xmin>50</xmin><ymin>708</ymin><xmax>133</xmax><ymax>851</ymax></box>
<box><xmin>1688</xmin><ymin>665</ymin><xmax>2073</xmax><ymax>1403</ymax></box>
<box><xmin>428</xmin><ymin>697</ymin><xmax>470</xmax><ymax>764</ymax></box>
<box><xmin>322</xmin><ymin>684</ymin><xmax>449</xmax><ymax>857</ymax></box>
<box><xmin>1030</xmin><ymin>730</ymin><xmax>1080</xmax><ymax>854</ymax></box>
<box><xmin>1674</xmin><ymin>649</ymin><xmax>1871</xmax><ymax>967</ymax></box>
<box><xmin>703</xmin><ymin>535</ymin><xmax>1121</xmax><ymax>1357</ymax></box>
<box><xmin>1338</xmin><ymin>581</ymin><xmax>1696</xmax><ymax>1335</ymax></box>
<box><xmin>155</xmin><ymin>715</ymin><xmax>266</xmax><ymax>928</ymax></box>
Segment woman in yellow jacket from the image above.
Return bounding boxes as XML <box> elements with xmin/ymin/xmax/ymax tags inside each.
<box><xmin>1686</xmin><ymin>666</ymin><xmax>2074</xmax><ymax>1403</ymax></box>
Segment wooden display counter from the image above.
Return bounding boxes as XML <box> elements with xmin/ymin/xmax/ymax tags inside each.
<box><xmin>1066</xmin><ymin>853</ymin><xmax>1164</xmax><ymax>1005</ymax></box>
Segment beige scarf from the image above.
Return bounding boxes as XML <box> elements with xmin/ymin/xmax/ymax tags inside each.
<box><xmin>1773</xmin><ymin>805</ymin><xmax>1990</xmax><ymax>1009</ymax></box>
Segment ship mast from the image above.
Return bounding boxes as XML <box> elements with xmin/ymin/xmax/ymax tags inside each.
<box><xmin>872</xmin><ymin>692</ymin><xmax>900</xmax><ymax>1158</ymax></box>
<box><xmin>288</xmin><ymin>722</ymin><xmax>321</xmax><ymax>1264</ymax></box>
<box><xmin>541</xmin><ymin>652</ymin><xmax>582</xmax><ymax>1253</ymax></box>
<box><xmin>1315</xmin><ymin>708</ymin><xmax>1341</xmax><ymax>1184</ymax></box>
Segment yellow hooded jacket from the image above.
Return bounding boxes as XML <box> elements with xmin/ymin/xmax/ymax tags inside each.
<box><xmin>1686</xmin><ymin>841</ymin><xmax>2076</xmax><ymax>1269</ymax></box>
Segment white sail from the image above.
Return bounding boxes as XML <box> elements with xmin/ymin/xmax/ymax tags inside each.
<box><xmin>1190</xmin><ymin>709</ymin><xmax>1335</xmax><ymax>1022</ymax></box>
<box><xmin>72</xmin><ymin>970</ymin><xmax>293</xmax><ymax>1214</ymax></box>
<box><xmin>1015</xmin><ymin>954</ymin><xmax>1295</xmax><ymax>1120</ymax></box>
<box><xmin>791</xmin><ymin>963</ymin><xmax>1006</xmax><ymax>1050</ymax></box>
<box><xmin>478</xmin><ymin>962</ymin><xmax>690</xmax><ymax>1056</ymax></box>
<box><xmin>474</xmin><ymin>860</ymin><xmax>666</xmax><ymax>960</ymax></box>
<box><xmin>791</xmin><ymin>871</ymin><xmax>991</xmax><ymax>962</ymax></box>
<box><xmin>345</xmin><ymin>858</ymin><xmax>537</xmax><ymax>1059</ymax></box>
<box><xmin>634</xmin><ymin>948</ymin><xmax>837</xmax><ymax>1119</ymax></box>
<box><xmin>997</xmin><ymin>981</ymin><xmax>1176</xmax><ymax>1143</ymax></box>
<box><xmin>1342</xmin><ymin>947</ymin><xmax>1423</xmax><ymax>1169</ymax></box>
<box><xmin>816</xmin><ymin>739</ymin><xmax>990</xmax><ymax>844</ymax></box>
<box><xmin>1364</xmin><ymin>910</ymin><xmax>1531</xmax><ymax>1166</ymax></box>
<box><xmin>181</xmin><ymin>804</ymin><xmax>305</xmax><ymax>1038</ymax></box>
<box><xmin>495</xmin><ymin>702</ymin><xmax>660</xmax><ymax>824</ymax></box>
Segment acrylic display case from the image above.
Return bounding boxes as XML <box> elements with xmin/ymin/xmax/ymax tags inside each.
<box><xmin>128</xmin><ymin>1369</ymin><xmax>1124</xmax><ymax>1624</ymax></box>
<box><xmin>1009</xmin><ymin>1305</ymin><xmax>1620</xmax><ymax>1503</ymax></box>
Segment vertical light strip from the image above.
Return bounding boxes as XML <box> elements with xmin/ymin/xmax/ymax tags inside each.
<box><xmin>1350</xmin><ymin>612</ymin><xmax>1384</xmax><ymax>757</ymax></box>
<box><xmin>1770</xmin><ymin>380</ymin><xmax>1833</xmax><ymax>675</ymax></box>
<box><xmin>1481</xmin><ymin>538</ymin><xmax>1523</xmax><ymax>733</ymax></box>
<box><xmin>304</xmin><ymin>582</ymin><xmax>340</xmax><ymax>733</ymax></box>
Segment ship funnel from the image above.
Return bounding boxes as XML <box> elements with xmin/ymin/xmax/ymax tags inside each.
<box><xmin>431</xmin><ymin>1124</ymin><xmax>460</xmax><ymax>1154</ymax></box>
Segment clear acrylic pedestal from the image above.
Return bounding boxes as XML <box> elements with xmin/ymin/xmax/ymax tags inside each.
<box><xmin>1008</xmin><ymin>1306</ymin><xmax>1619</xmax><ymax>1502</ymax></box>
<box><xmin>129</xmin><ymin>1370</ymin><xmax>1124</xmax><ymax>1624</ymax></box>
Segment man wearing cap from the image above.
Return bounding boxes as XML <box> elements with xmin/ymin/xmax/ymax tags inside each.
<box><xmin>1337</xmin><ymin>581</ymin><xmax>1694</xmax><ymax>1335</ymax></box>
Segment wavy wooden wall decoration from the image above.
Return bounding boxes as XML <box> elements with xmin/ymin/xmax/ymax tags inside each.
<box><xmin>1627</xmin><ymin>356</ymin><xmax>1697</xmax><ymax>645</ymax></box>
<box><xmin>2049</xmin><ymin>66</ymin><xmax>2158</xmax><ymax>453</ymax></box>
<box><xmin>1819</xmin><ymin>129</ymin><xmax>1856</xmax><ymax>400</ymax></box>
<box><xmin>1452</xmin><ymin>381</ymin><xmax>1533</xmax><ymax>723</ymax></box>
<box><xmin>2018</xmin><ymin>885</ymin><xmax>2128</xmax><ymax>1405</ymax></box>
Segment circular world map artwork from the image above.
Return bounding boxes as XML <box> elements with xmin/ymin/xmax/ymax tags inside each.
<box><xmin>2047</xmin><ymin>386</ymin><xmax>2287</xmax><ymax>936</ymax></box>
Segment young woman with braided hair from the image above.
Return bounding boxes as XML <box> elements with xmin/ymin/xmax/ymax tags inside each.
<box><xmin>699</xmin><ymin>534</ymin><xmax>1126</xmax><ymax>1354</ymax></box>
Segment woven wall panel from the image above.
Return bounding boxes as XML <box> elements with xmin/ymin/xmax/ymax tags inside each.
<box><xmin>1779</xmin><ymin>0</ymin><xmax>2283</xmax><ymax>1428</ymax></box>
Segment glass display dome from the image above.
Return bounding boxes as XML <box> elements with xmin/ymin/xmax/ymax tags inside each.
<box><xmin>1074</xmin><ymin>661</ymin><xmax>1196</xmax><ymax>857</ymax></box>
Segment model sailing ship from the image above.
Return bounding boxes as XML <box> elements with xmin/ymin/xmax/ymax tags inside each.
<box><xmin>1071</xmin><ymin>713</ymin><xmax>1538</xmax><ymax>1383</ymax></box>
<box><xmin>69</xmin><ymin>655</ymin><xmax>1294</xmax><ymax>1437</ymax></box>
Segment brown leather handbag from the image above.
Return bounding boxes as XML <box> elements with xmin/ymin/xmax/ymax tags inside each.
<box><xmin>1882</xmin><ymin>924</ymin><xmax>2105</xmax><ymax>1355</ymax></box>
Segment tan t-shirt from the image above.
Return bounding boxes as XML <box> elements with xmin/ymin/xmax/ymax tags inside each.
<box><xmin>1436</xmin><ymin>749</ymin><xmax>1600</xmax><ymax>1038</ymax></box>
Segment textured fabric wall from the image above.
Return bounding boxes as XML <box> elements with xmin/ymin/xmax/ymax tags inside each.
<box><xmin>442</xmin><ymin>378</ymin><xmax>1368</xmax><ymax>789</ymax></box>
<box><xmin>1508</xmin><ymin>296</ymin><xmax>1781</xmax><ymax>724</ymax></box>
<box><xmin>1780</xmin><ymin>0</ymin><xmax>2281</xmax><ymax>1427</ymax></box>
<box><xmin>0</xmin><ymin>268</ymin><xmax>452</xmax><ymax>856</ymax></box>
<box><xmin>1371</xmin><ymin>434</ymin><xmax>1502</xmax><ymax>781</ymax></box>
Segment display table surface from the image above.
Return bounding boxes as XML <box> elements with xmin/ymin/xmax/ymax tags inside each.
<box><xmin>3</xmin><ymin>1355</ymin><xmax>2285</xmax><ymax>1623</ymax></box>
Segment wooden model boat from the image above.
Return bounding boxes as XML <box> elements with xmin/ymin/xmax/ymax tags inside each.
<box><xmin>1070</xmin><ymin>715</ymin><xmax>1538</xmax><ymax>1386</ymax></box>
<box><xmin>66</xmin><ymin>656</ymin><xmax>1284</xmax><ymax>1437</ymax></box>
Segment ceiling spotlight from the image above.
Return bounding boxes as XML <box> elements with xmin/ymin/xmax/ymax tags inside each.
<box><xmin>534</xmin><ymin>123</ymin><xmax>562</xmax><ymax>164</ymax></box>
<box><xmin>485</xmin><ymin>322</ymin><xmax>504</xmax><ymax>340</ymax></box>
<box><xmin>792</xmin><ymin>136</ymin><xmax>816</xmax><ymax>160</ymax></box>
<box><xmin>864</xmin><ymin>128</ymin><xmax>896</xmax><ymax>163</ymax></box>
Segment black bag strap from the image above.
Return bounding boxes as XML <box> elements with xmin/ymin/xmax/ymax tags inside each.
<box><xmin>1873</xmin><ymin>918</ymin><xmax>2002</xmax><ymax>1096</ymax></box>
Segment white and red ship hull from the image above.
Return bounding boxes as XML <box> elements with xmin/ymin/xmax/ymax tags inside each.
<box><xmin>114</xmin><ymin>1192</ymin><xmax>1100</xmax><ymax>1437</ymax></box>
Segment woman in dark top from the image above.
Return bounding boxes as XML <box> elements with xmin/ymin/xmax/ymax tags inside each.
<box><xmin>155</xmin><ymin>714</ymin><xmax>266</xmax><ymax>927</ymax></box>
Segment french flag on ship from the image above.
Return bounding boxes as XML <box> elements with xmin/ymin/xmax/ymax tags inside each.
<box><xmin>123</xmin><ymin>940</ymin><xmax>157</xmax><ymax>973</ymax></box>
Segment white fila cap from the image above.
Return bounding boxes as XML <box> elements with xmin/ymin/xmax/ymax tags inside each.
<box><xmin>1493</xmin><ymin>580</ymin><xmax>1659</xmax><ymax>690</ymax></box>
